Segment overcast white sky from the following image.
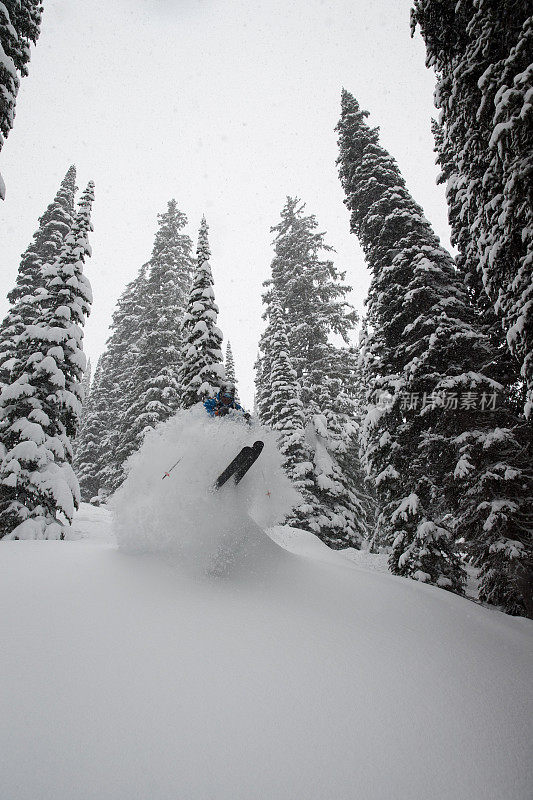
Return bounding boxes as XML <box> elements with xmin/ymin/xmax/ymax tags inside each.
<box><xmin>0</xmin><ymin>0</ymin><xmax>450</xmax><ymax>408</ymax></box>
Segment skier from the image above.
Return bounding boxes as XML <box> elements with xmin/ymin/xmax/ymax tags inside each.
<box><xmin>204</xmin><ymin>386</ymin><xmax>249</xmax><ymax>420</ymax></box>
<box><xmin>202</xmin><ymin>387</ymin><xmax>262</xmax><ymax>489</ymax></box>
<box><xmin>163</xmin><ymin>389</ymin><xmax>260</xmax><ymax>487</ymax></box>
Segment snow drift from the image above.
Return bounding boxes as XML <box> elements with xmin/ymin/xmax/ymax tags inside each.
<box><xmin>1</xmin><ymin>508</ymin><xmax>532</xmax><ymax>800</ymax></box>
<box><xmin>111</xmin><ymin>406</ymin><xmax>301</xmax><ymax>575</ymax></box>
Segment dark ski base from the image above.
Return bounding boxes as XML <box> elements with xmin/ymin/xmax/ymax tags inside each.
<box><xmin>213</xmin><ymin>441</ymin><xmax>264</xmax><ymax>491</ymax></box>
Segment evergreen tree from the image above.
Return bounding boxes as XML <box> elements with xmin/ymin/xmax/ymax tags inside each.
<box><xmin>75</xmin><ymin>202</ymin><xmax>196</xmax><ymax>497</ymax></box>
<box><xmin>413</xmin><ymin>4</ymin><xmax>533</xmax><ymax>612</ymax></box>
<box><xmin>300</xmin><ymin>346</ymin><xmax>371</xmax><ymax>548</ymax></box>
<box><xmin>0</xmin><ymin>182</ymin><xmax>95</xmax><ymax>538</ymax></box>
<box><xmin>179</xmin><ymin>217</ymin><xmax>225</xmax><ymax>408</ymax></box>
<box><xmin>411</xmin><ymin>1</ymin><xmax>533</xmax><ymax>416</ymax></box>
<box><xmin>73</xmin><ymin>355</ymin><xmax>111</xmax><ymax>502</ymax></box>
<box><xmin>224</xmin><ymin>341</ymin><xmax>239</xmax><ymax>402</ymax></box>
<box><xmin>262</xmin><ymin>295</ymin><xmax>315</xmax><ymax>526</ymax></box>
<box><xmin>257</xmin><ymin>198</ymin><xmax>367</xmax><ymax>548</ymax></box>
<box><xmin>0</xmin><ymin>165</ymin><xmax>77</xmax><ymax>384</ymax></box>
<box><xmin>0</xmin><ymin>0</ymin><xmax>43</xmax><ymax>199</ymax></box>
<box><xmin>336</xmin><ymin>90</ymin><xmax>472</xmax><ymax>590</ymax></box>
<box><xmin>117</xmin><ymin>201</ymin><xmax>195</xmax><ymax>462</ymax></box>
<box><xmin>98</xmin><ymin>264</ymin><xmax>149</xmax><ymax>492</ymax></box>
<box><xmin>337</xmin><ymin>89</ymin><xmax>532</xmax><ymax>610</ymax></box>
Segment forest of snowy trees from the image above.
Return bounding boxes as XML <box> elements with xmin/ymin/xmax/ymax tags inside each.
<box><xmin>0</xmin><ymin>1</ymin><xmax>531</xmax><ymax>617</ymax></box>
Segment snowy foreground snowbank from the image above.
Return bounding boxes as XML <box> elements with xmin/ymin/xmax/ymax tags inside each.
<box><xmin>1</xmin><ymin>503</ymin><xmax>532</xmax><ymax>800</ymax></box>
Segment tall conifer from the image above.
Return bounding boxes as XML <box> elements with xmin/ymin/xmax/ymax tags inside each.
<box><xmin>337</xmin><ymin>89</ymin><xmax>532</xmax><ymax>610</ymax></box>
<box><xmin>0</xmin><ymin>182</ymin><xmax>94</xmax><ymax>538</ymax></box>
<box><xmin>99</xmin><ymin>264</ymin><xmax>149</xmax><ymax>491</ymax></box>
<box><xmin>73</xmin><ymin>355</ymin><xmax>110</xmax><ymax>502</ymax></box>
<box><xmin>179</xmin><ymin>217</ymin><xmax>225</xmax><ymax>408</ymax></box>
<box><xmin>257</xmin><ymin>198</ymin><xmax>367</xmax><ymax>547</ymax></box>
<box><xmin>262</xmin><ymin>295</ymin><xmax>315</xmax><ymax>526</ymax></box>
<box><xmin>336</xmin><ymin>90</ymin><xmax>474</xmax><ymax>590</ymax></box>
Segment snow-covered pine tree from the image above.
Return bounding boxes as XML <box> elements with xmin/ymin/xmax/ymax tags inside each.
<box><xmin>411</xmin><ymin>1</ymin><xmax>533</xmax><ymax>416</ymax></box>
<box><xmin>257</xmin><ymin>198</ymin><xmax>368</xmax><ymax>548</ymax></box>
<box><xmin>300</xmin><ymin>345</ymin><xmax>372</xmax><ymax>548</ymax></box>
<box><xmin>337</xmin><ymin>90</ymin><xmax>476</xmax><ymax>590</ymax></box>
<box><xmin>329</xmin><ymin>345</ymin><xmax>376</xmax><ymax>545</ymax></box>
<box><xmin>412</xmin><ymin>9</ymin><xmax>533</xmax><ymax>612</ymax></box>
<box><xmin>0</xmin><ymin>0</ymin><xmax>43</xmax><ymax>199</ymax></box>
<box><xmin>337</xmin><ymin>89</ymin><xmax>533</xmax><ymax>609</ymax></box>
<box><xmin>0</xmin><ymin>181</ymin><xmax>94</xmax><ymax>539</ymax></box>
<box><xmin>0</xmin><ymin>165</ymin><xmax>77</xmax><ymax>385</ymax></box>
<box><xmin>95</xmin><ymin>264</ymin><xmax>149</xmax><ymax>492</ymax></box>
<box><xmin>116</xmin><ymin>200</ymin><xmax>195</xmax><ymax>462</ymax></box>
<box><xmin>83</xmin><ymin>198</ymin><xmax>195</xmax><ymax>497</ymax></box>
<box><xmin>72</xmin><ymin>355</ymin><xmax>111</xmax><ymax>502</ymax></box>
<box><xmin>263</xmin><ymin>295</ymin><xmax>315</xmax><ymax>526</ymax></box>
<box><xmin>224</xmin><ymin>341</ymin><xmax>240</xmax><ymax>402</ymax></box>
<box><xmin>178</xmin><ymin>217</ymin><xmax>225</xmax><ymax>408</ymax></box>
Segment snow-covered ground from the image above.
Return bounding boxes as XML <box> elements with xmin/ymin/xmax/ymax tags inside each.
<box><xmin>1</xmin><ymin>501</ymin><xmax>532</xmax><ymax>800</ymax></box>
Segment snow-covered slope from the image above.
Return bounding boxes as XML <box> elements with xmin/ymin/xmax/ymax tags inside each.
<box><xmin>1</xmin><ymin>504</ymin><xmax>531</xmax><ymax>800</ymax></box>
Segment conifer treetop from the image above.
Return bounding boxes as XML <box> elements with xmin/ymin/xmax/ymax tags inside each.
<box><xmin>337</xmin><ymin>89</ymin><xmax>433</xmax><ymax>260</ymax></box>
<box><xmin>148</xmin><ymin>200</ymin><xmax>194</xmax><ymax>289</ymax></box>
<box><xmin>197</xmin><ymin>216</ymin><xmax>211</xmax><ymax>264</ymax></box>
<box><xmin>8</xmin><ymin>164</ymin><xmax>78</xmax><ymax>306</ymax></box>
<box><xmin>0</xmin><ymin>166</ymin><xmax>78</xmax><ymax>385</ymax></box>
<box><xmin>151</xmin><ymin>200</ymin><xmax>188</xmax><ymax>251</ymax></box>
<box><xmin>224</xmin><ymin>340</ymin><xmax>238</xmax><ymax>398</ymax></box>
<box><xmin>263</xmin><ymin>195</ymin><xmax>356</xmax><ymax>379</ymax></box>
<box><xmin>1</xmin><ymin>165</ymin><xmax>77</xmax><ymax>324</ymax></box>
<box><xmin>337</xmin><ymin>89</ymin><xmax>474</xmax><ymax>589</ymax></box>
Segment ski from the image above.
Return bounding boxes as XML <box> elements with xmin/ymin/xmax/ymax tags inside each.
<box><xmin>213</xmin><ymin>440</ymin><xmax>264</xmax><ymax>491</ymax></box>
<box><xmin>234</xmin><ymin>440</ymin><xmax>264</xmax><ymax>484</ymax></box>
